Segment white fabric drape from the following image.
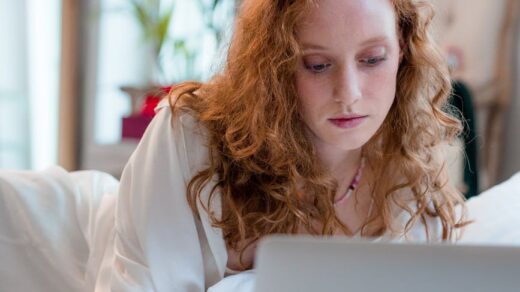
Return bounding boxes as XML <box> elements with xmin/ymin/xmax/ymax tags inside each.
<box><xmin>0</xmin><ymin>0</ymin><xmax>30</xmax><ymax>169</ymax></box>
<box><xmin>0</xmin><ymin>0</ymin><xmax>61</xmax><ymax>170</ymax></box>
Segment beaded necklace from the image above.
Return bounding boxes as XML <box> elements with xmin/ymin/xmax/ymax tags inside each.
<box><xmin>333</xmin><ymin>157</ymin><xmax>365</xmax><ymax>205</ymax></box>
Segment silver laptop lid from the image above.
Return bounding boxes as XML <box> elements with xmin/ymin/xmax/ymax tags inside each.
<box><xmin>254</xmin><ymin>235</ymin><xmax>520</xmax><ymax>292</ymax></box>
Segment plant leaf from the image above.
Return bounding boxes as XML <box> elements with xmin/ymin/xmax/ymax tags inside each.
<box><xmin>156</xmin><ymin>8</ymin><xmax>173</xmax><ymax>53</ymax></box>
<box><xmin>130</xmin><ymin>0</ymin><xmax>152</xmax><ymax>38</ymax></box>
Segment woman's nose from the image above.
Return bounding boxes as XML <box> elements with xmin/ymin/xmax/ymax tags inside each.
<box><xmin>333</xmin><ymin>66</ymin><xmax>362</xmax><ymax>107</ymax></box>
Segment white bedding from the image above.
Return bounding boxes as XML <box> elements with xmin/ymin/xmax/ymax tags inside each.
<box><xmin>459</xmin><ymin>172</ymin><xmax>520</xmax><ymax>244</ymax></box>
<box><xmin>0</xmin><ymin>167</ymin><xmax>518</xmax><ymax>291</ymax></box>
<box><xmin>0</xmin><ymin>167</ymin><xmax>118</xmax><ymax>292</ymax></box>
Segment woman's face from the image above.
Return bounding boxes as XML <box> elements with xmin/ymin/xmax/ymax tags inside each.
<box><xmin>295</xmin><ymin>0</ymin><xmax>401</xmax><ymax>153</ymax></box>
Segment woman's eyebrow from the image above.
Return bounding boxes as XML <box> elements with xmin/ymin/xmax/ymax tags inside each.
<box><xmin>360</xmin><ymin>35</ymin><xmax>390</xmax><ymax>47</ymax></box>
<box><xmin>300</xmin><ymin>42</ymin><xmax>328</xmax><ymax>51</ymax></box>
<box><xmin>301</xmin><ymin>35</ymin><xmax>390</xmax><ymax>51</ymax></box>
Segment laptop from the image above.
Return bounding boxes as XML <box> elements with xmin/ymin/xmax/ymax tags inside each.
<box><xmin>254</xmin><ymin>235</ymin><xmax>520</xmax><ymax>292</ymax></box>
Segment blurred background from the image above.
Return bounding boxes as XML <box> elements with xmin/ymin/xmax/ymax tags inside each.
<box><xmin>0</xmin><ymin>0</ymin><xmax>518</xmax><ymax>199</ymax></box>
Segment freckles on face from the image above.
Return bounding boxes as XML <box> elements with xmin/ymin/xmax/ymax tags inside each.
<box><xmin>295</xmin><ymin>0</ymin><xmax>401</xmax><ymax>151</ymax></box>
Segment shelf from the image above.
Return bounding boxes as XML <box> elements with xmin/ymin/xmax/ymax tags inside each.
<box><xmin>81</xmin><ymin>140</ymin><xmax>139</xmax><ymax>179</ymax></box>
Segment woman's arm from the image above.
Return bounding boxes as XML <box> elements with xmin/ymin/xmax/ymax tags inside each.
<box><xmin>107</xmin><ymin>106</ymin><xmax>207</xmax><ymax>291</ymax></box>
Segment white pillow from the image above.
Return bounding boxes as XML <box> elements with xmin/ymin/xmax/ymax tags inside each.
<box><xmin>459</xmin><ymin>172</ymin><xmax>520</xmax><ymax>245</ymax></box>
<box><xmin>0</xmin><ymin>167</ymin><xmax>118</xmax><ymax>292</ymax></box>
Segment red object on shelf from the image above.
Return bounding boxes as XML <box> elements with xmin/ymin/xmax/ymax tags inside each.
<box><xmin>141</xmin><ymin>95</ymin><xmax>161</xmax><ymax>117</ymax></box>
<box><xmin>121</xmin><ymin>85</ymin><xmax>174</xmax><ymax>140</ymax></box>
<box><xmin>141</xmin><ymin>86</ymin><xmax>173</xmax><ymax>116</ymax></box>
<box><xmin>122</xmin><ymin>115</ymin><xmax>154</xmax><ymax>140</ymax></box>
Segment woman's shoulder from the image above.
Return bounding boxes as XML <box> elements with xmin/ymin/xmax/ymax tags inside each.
<box><xmin>154</xmin><ymin>98</ymin><xmax>207</xmax><ymax>136</ymax></box>
<box><xmin>145</xmin><ymin>98</ymin><xmax>211</xmax><ymax>177</ymax></box>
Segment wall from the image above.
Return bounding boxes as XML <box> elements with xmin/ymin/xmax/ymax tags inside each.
<box><xmin>501</xmin><ymin>32</ymin><xmax>520</xmax><ymax>181</ymax></box>
<box><xmin>431</xmin><ymin>0</ymin><xmax>520</xmax><ymax>188</ymax></box>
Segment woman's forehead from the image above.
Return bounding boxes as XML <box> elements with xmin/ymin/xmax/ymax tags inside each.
<box><xmin>297</xmin><ymin>0</ymin><xmax>398</xmax><ymax>46</ymax></box>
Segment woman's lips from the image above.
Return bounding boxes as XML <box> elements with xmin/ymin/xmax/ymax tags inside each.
<box><xmin>328</xmin><ymin>115</ymin><xmax>368</xmax><ymax>129</ymax></box>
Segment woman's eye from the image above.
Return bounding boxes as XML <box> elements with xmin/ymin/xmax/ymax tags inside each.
<box><xmin>305</xmin><ymin>63</ymin><xmax>331</xmax><ymax>73</ymax></box>
<box><xmin>361</xmin><ymin>56</ymin><xmax>386</xmax><ymax>66</ymax></box>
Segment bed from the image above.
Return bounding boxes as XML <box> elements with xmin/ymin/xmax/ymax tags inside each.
<box><xmin>0</xmin><ymin>167</ymin><xmax>518</xmax><ymax>291</ymax></box>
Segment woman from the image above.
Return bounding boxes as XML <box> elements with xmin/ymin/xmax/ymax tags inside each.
<box><xmin>108</xmin><ymin>0</ymin><xmax>468</xmax><ymax>290</ymax></box>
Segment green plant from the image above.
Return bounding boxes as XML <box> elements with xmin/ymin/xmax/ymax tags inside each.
<box><xmin>127</xmin><ymin>0</ymin><xmax>234</xmax><ymax>83</ymax></box>
<box><xmin>129</xmin><ymin>0</ymin><xmax>172</xmax><ymax>56</ymax></box>
<box><xmin>128</xmin><ymin>0</ymin><xmax>175</xmax><ymax>82</ymax></box>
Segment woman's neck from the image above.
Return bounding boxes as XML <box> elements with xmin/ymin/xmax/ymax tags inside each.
<box><xmin>314</xmin><ymin>144</ymin><xmax>363</xmax><ymax>190</ymax></box>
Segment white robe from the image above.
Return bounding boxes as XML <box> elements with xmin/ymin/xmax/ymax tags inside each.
<box><xmin>106</xmin><ymin>101</ymin><xmax>227</xmax><ymax>291</ymax></box>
